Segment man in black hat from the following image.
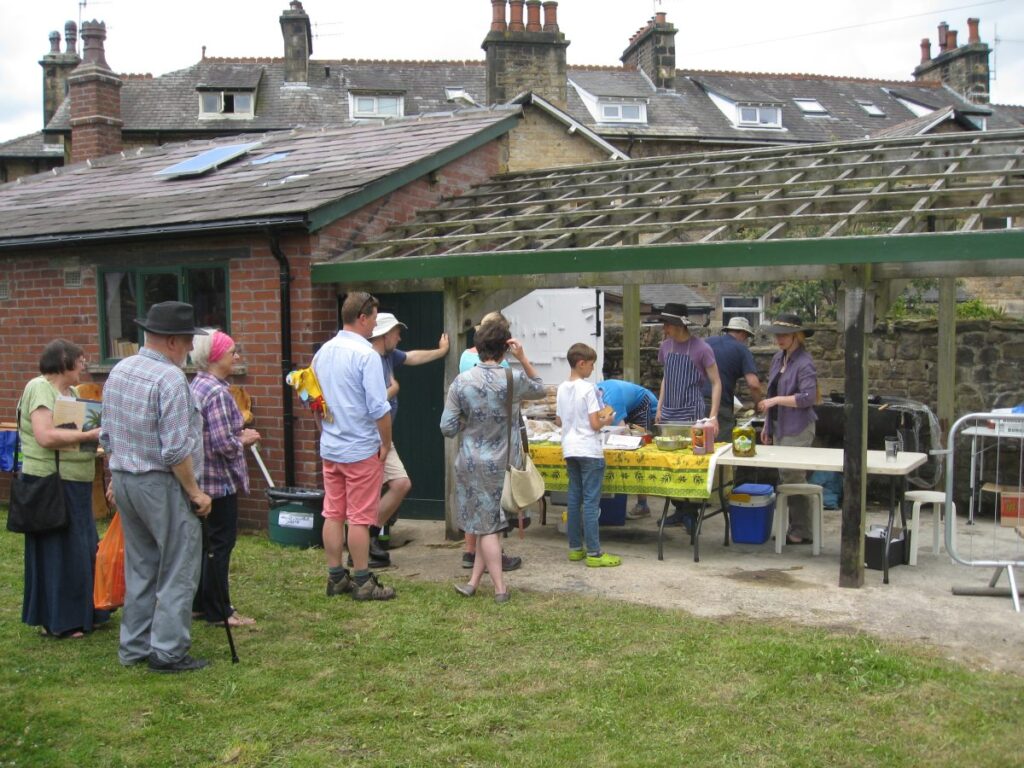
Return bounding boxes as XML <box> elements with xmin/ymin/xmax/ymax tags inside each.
<box><xmin>101</xmin><ymin>301</ymin><xmax>212</xmax><ymax>673</ymax></box>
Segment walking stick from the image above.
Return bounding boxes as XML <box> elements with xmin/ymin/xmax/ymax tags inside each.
<box><xmin>201</xmin><ymin>515</ymin><xmax>239</xmax><ymax>664</ymax></box>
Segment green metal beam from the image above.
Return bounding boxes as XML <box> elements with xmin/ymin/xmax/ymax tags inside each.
<box><xmin>306</xmin><ymin>113</ymin><xmax>521</xmax><ymax>232</ymax></box>
<box><xmin>312</xmin><ymin>229</ymin><xmax>1024</xmax><ymax>284</ymax></box>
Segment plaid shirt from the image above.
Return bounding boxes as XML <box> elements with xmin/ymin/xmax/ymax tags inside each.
<box><xmin>190</xmin><ymin>371</ymin><xmax>248</xmax><ymax>498</ymax></box>
<box><xmin>100</xmin><ymin>347</ymin><xmax>203</xmax><ymax>476</ymax></box>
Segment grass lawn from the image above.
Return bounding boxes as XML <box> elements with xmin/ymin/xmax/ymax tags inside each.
<box><xmin>1</xmin><ymin>514</ymin><xmax>1023</xmax><ymax>767</ymax></box>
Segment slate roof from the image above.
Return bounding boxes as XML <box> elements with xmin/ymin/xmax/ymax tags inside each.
<box><xmin>599</xmin><ymin>284</ymin><xmax>713</xmax><ymax>313</ymax></box>
<box><xmin>869</xmin><ymin>106</ymin><xmax>977</xmax><ymax>139</ymax></box>
<box><xmin>46</xmin><ymin>59</ymin><xmax>488</xmax><ymax>135</ymax></box>
<box><xmin>0</xmin><ymin>108</ymin><xmax>519</xmax><ymax>246</ymax></box>
<box><xmin>0</xmin><ymin>131</ymin><xmax>65</xmax><ymax>159</ymax></box>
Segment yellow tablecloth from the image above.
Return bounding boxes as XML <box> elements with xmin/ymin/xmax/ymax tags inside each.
<box><xmin>530</xmin><ymin>442</ymin><xmax>719</xmax><ymax>499</ymax></box>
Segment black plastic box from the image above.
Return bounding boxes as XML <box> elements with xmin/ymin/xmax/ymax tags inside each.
<box><xmin>864</xmin><ymin>527</ymin><xmax>910</xmax><ymax>570</ymax></box>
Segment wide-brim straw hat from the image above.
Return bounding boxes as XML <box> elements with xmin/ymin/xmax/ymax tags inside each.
<box><xmin>761</xmin><ymin>313</ymin><xmax>814</xmax><ymax>338</ymax></box>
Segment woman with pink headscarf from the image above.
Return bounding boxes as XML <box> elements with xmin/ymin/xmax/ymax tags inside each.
<box><xmin>189</xmin><ymin>329</ymin><xmax>261</xmax><ymax>627</ymax></box>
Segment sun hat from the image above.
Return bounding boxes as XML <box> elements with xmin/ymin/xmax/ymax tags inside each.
<box><xmin>657</xmin><ymin>302</ymin><xmax>702</xmax><ymax>328</ymax></box>
<box><xmin>723</xmin><ymin>316</ymin><xmax>754</xmax><ymax>337</ymax></box>
<box><xmin>761</xmin><ymin>312</ymin><xmax>815</xmax><ymax>338</ymax></box>
<box><xmin>370</xmin><ymin>312</ymin><xmax>408</xmax><ymax>339</ymax></box>
<box><xmin>134</xmin><ymin>301</ymin><xmax>208</xmax><ymax>336</ymax></box>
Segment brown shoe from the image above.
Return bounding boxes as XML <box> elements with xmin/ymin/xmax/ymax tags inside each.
<box><xmin>351</xmin><ymin>573</ymin><xmax>396</xmax><ymax>601</ymax></box>
<box><xmin>326</xmin><ymin>572</ymin><xmax>353</xmax><ymax>597</ymax></box>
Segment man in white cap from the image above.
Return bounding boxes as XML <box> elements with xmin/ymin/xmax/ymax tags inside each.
<box><xmin>702</xmin><ymin>316</ymin><xmax>763</xmax><ymax>439</ymax></box>
<box><xmin>368</xmin><ymin>312</ymin><xmax>449</xmax><ymax>561</ymax></box>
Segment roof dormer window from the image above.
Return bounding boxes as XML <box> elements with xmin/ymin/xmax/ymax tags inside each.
<box><xmin>351</xmin><ymin>94</ymin><xmax>404</xmax><ymax>118</ymax></box>
<box><xmin>599</xmin><ymin>102</ymin><xmax>646</xmax><ymax>123</ymax></box>
<box><xmin>793</xmin><ymin>98</ymin><xmax>827</xmax><ymax>115</ymax></box>
<box><xmin>198</xmin><ymin>91</ymin><xmax>254</xmax><ymax>119</ymax></box>
<box><xmin>737</xmin><ymin>104</ymin><xmax>781</xmax><ymax>128</ymax></box>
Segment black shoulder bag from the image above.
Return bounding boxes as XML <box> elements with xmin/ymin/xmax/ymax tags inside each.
<box><xmin>7</xmin><ymin>408</ymin><xmax>68</xmax><ymax>534</ymax></box>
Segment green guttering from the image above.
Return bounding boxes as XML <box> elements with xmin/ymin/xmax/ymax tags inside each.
<box><xmin>305</xmin><ymin>113</ymin><xmax>521</xmax><ymax>232</ymax></box>
<box><xmin>311</xmin><ymin>229</ymin><xmax>1024</xmax><ymax>284</ymax></box>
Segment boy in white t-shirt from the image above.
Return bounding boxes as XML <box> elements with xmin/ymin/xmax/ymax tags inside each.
<box><xmin>555</xmin><ymin>343</ymin><xmax>621</xmax><ymax>567</ymax></box>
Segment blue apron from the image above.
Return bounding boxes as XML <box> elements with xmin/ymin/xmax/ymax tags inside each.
<box><xmin>660</xmin><ymin>346</ymin><xmax>706</xmax><ymax>423</ymax></box>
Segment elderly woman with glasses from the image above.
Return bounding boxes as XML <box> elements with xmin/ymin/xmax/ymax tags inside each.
<box><xmin>18</xmin><ymin>339</ymin><xmax>107</xmax><ymax>639</ymax></box>
<box><xmin>189</xmin><ymin>329</ymin><xmax>261</xmax><ymax>627</ymax></box>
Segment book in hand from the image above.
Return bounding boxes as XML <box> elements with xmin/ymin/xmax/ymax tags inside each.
<box><xmin>53</xmin><ymin>396</ymin><xmax>102</xmax><ymax>453</ymax></box>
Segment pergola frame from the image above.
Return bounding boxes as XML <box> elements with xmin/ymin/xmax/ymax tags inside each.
<box><xmin>313</xmin><ymin>129</ymin><xmax>1024</xmax><ymax>588</ymax></box>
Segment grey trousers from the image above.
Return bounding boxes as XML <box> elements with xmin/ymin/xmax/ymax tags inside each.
<box><xmin>776</xmin><ymin>422</ymin><xmax>817</xmax><ymax>539</ymax></box>
<box><xmin>113</xmin><ymin>470</ymin><xmax>201</xmax><ymax>666</ymax></box>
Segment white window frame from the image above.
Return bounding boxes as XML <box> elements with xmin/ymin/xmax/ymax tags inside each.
<box><xmin>721</xmin><ymin>295</ymin><xmax>764</xmax><ymax>327</ymax></box>
<box><xmin>598</xmin><ymin>101</ymin><xmax>646</xmax><ymax>124</ymax></box>
<box><xmin>737</xmin><ymin>104</ymin><xmax>782</xmax><ymax>128</ymax></box>
<box><xmin>857</xmin><ymin>100</ymin><xmax>885</xmax><ymax>117</ymax></box>
<box><xmin>793</xmin><ymin>98</ymin><xmax>827</xmax><ymax>115</ymax></box>
<box><xmin>198</xmin><ymin>90</ymin><xmax>255</xmax><ymax>119</ymax></box>
<box><xmin>350</xmin><ymin>94</ymin><xmax>404</xmax><ymax>118</ymax></box>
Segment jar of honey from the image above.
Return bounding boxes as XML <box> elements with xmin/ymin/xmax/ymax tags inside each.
<box><xmin>732</xmin><ymin>424</ymin><xmax>756</xmax><ymax>457</ymax></box>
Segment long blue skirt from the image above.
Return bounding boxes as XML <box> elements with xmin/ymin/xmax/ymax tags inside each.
<box><xmin>22</xmin><ymin>479</ymin><xmax>109</xmax><ymax>636</ymax></box>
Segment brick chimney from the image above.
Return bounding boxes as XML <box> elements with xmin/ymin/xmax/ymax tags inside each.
<box><xmin>280</xmin><ymin>1</ymin><xmax>312</xmax><ymax>83</ymax></box>
<box><xmin>39</xmin><ymin>21</ymin><xmax>81</xmax><ymax>132</ymax></box>
<box><xmin>913</xmin><ymin>17</ymin><xmax>990</xmax><ymax>104</ymax></box>
<box><xmin>483</xmin><ymin>0</ymin><xmax>569</xmax><ymax>106</ymax></box>
<box><xmin>620</xmin><ymin>13</ymin><xmax>676</xmax><ymax>90</ymax></box>
<box><xmin>919</xmin><ymin>38</ymin><xmax>931</xmax><ymax>66</ymax></box>
<box><xmin>68</xmin><ymin>21</ymin><xmax>122</xmax><ymax>163</ymax></box>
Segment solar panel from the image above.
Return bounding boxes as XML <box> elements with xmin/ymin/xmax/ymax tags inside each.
<box><xmin>155</xmin><ymin>142</ymin><xmax>261</xmax><ymax>179</ymax></box>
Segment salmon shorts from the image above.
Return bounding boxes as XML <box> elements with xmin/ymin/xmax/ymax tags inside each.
<box><xmin>322</xmin><ymin>455</ymin><xmax>384</xmax><ymax>526</ymax></box>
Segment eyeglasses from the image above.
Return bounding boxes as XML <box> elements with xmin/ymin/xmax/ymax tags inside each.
<box><xmin>356</xmin><ymin>292</ymin><xmax>378</xmax><ymax>318</ymax></box>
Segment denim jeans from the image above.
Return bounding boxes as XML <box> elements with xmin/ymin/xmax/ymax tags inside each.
<box><xmin>566</xmin><ymin>456</ymin><xmax>606</xmax><ymax>555</ymax></box>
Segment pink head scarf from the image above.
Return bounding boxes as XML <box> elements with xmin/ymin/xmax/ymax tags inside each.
<box><xmin>208</xmin><ymin>330</ymin><xmax>236</xmax><ymax>364</ymax></box>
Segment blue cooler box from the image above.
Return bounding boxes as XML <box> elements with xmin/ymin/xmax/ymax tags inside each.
<box><xmin>729</xmin><ymin>483</ymin><xmax>776</xmax><ymax>544</ymax></box>
<box><xmin>599</xmin><ymin>494</ymin><xmax>627</xmax><ymax>526</ymax></box>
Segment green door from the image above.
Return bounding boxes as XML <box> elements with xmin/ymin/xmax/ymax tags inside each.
<box><xmin>376</xmin><ymin>292</ymin><xmax>446</xmax><ymax>519</ymax></box>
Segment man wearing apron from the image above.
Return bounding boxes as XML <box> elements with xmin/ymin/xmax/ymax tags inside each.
<box><xmin>655</xmin><ymin>303</ymin><xmax>722</xmax><ymax>529</ymax></box>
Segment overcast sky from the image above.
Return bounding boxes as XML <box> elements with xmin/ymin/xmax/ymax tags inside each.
<box><xmin>2</xmin><ymin>0</ymin><xmax>1022</xmax><ymax>142</ymax></box>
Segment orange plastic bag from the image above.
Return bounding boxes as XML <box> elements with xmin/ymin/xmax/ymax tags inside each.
<box><xmin>94</xmin><ymin>511</ymin><xmax>125</xmax><ymax>611</ymax></box>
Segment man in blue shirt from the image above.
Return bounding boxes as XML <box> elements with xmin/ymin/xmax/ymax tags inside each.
<box><xmin>369</xmin><ymin>312</ymin><xmax>449</xmax><ymax>560</ymax></box>
<box><xmin>596</xmin><ymin>379</ymin><xmax>659</xmax><ymax>518</ymax></box>
<box><xmin>313</xmin><ymin>292</ymin><xmax>395</xmax><ymax>601</ymax></box>
<box><xmin>702</xmin><ymin>316</ymin><xmax>763</xmax><ymax>439</ymax></box>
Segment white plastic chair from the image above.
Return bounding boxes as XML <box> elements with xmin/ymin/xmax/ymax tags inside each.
<box><xmin>904</xmin><ymin>490</ymin><xmax>956</xmax><ymax>566</ymax></box>
<box><xmin>775</xmin><ymin>484</ymin><xmax>824</xmax><ymax>556</ymax></box>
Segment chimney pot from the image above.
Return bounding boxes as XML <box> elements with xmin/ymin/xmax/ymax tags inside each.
<box><xmin>919</xmin><ymin>38</ymin><xmax>931</xmax><ymax>65</ymax></box>
<box><xmin>64</xmin><ymin>20</ymin><xmax>77</xmax><ymax>54</ymax></box>
<box><xmin>967</xmin><ymin>17</ymin><xmax>980</xmax><ymax>45</ymax></box>
<box><xmin>947</xmin><ymin>29</ymin><xmax>958</xmax><ymax>49</ymax></box>
<box><xmin>937</xmin><ymin>21</ymin><xmax>949</xmax><ymax>53</ymax></box>
<box><xmin>48</xmin><ymin>31</ymin><xmax>61</xmax><ymax>54</ymax></box>
<box><xmin>655</xmin><ymin>12</ymin><xmax>667</xmax><ymax>25</ymax></box>
<box><xmin>490</xmin><ymin>0</ymin><xmax>507</xmax><ymax>32</ymax></box>
<box><xmin>542</xmin><ymin>1</ymin><xmax>558</xmax><ymax>33</ymax></box>
<box><xmin>509</xmin><ymin>0</ymin><xmax>525</xmax><ymax>32</ymax></box>
<box><xmin>524</xmin><ymin>0</ymin><xmax>541</xmax><ymax>33</ymax></box>
<box><xmin>80</xmin><ymin>20</ymin><xmax>110</xmax><ymax>68</ymax></box>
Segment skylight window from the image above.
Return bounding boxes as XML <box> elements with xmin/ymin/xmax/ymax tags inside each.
<box><xmin>155</xmin><ymin>142</ymin><xmax>261</xmax><ymax>179</ymax></box>
<box><xmin>599</xmin><ymin>102</ymin><xmax>646</xmax><ymax>123</ymax></box>
<box><xmin>737</xmin><ymin>105</ymin><xmax>781</xmax><ymax>128</ymax></box>
<box><xmin>894</xmin><ymin>97</ymin><xmax>934</xmax><ymax>118</ymax></box>
<box><xmin>444</xmin><ymin>87</ymin><xmax>479</xmax><ymax>106</ymax></box>
<box><xmin>858</xmin><ymin>100</ymin><xmax>885</xmax><ymax>117</ymax></box>
<box><xmin>794</xmin><ymin>98</ymin><xmax>827</xmax><ymax>114</ymax></box>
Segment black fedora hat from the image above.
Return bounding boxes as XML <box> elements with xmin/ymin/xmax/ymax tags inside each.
<box><xmin>657</xmin><ymin>302</ymin><xmax>702</xmax><ymax>328</ymax></box>
<box><xmin>761</xmin><ymin>312</ymin><xmax>814</xmax><ymax>338</ymax></box>
<box><xmin>134</xmin><ymin>301</ymin><xmax>208</xmax><ymax>336</ymax></box>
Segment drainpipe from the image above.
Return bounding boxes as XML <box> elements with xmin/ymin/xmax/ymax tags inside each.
<box><xmin>268</xmin><ymin>231</ymin><xmax>296</xmax><ymax>488</ymax></box>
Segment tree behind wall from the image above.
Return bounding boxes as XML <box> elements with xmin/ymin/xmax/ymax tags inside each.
<box><xmin>742</xmin><ymin>279</ymin><xmax>841</xmax><ymax>321</ymax></box>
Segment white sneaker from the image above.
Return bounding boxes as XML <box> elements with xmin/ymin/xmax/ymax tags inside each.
<box><xmin>626</xmin><ymin>503</ymin><xmax>651</xmax><ymax>519</ymax></box>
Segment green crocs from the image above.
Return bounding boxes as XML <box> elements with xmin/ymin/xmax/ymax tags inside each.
<box><xmin>585</xmin><ymin>552</ymin><xmax>622</xmax><ymax>568</ymax></box>
<box><xmin>568</xmin><ymin>549</ymin><xmax>587</xmax><ymax>562</ymax></box>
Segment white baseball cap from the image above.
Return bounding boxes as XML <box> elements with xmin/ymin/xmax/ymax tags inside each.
<box><xmin>370</xmin><ymin>312</ymin><xmax>407</xmax><ymax>339</ymax></box>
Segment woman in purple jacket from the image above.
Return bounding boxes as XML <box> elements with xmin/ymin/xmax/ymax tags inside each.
<box><xmin>757</xmin><ymin>314</ymin><xmax>819</xmax><ymax>544</ymax></box>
